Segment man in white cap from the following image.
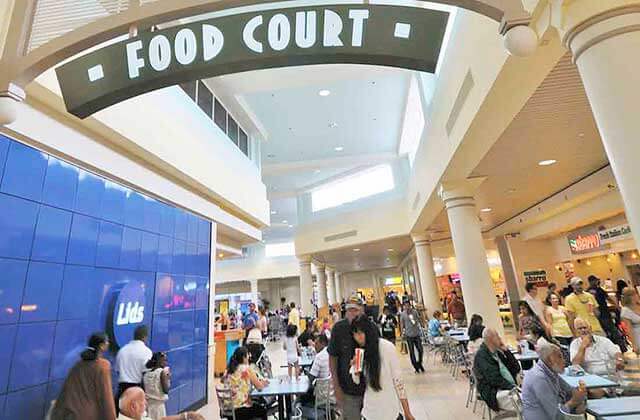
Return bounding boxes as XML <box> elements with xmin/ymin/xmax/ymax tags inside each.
<box><xmin>327</xmin><ymin>294</ymin><xmax>366</xmax><ymax>420</ymax></box>
<box><xmin>564</xmin><ymin>276</ymin><xmax>604</xmax><ymax>335</ymax></box>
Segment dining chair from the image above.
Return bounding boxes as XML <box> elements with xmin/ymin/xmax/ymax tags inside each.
<box><xmin>215</xmin><ymin>383</ymin><xmax>237</xmax><ymax>420</ymax></box>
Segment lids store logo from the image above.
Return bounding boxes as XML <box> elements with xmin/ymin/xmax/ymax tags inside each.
<box><xmin>56</xmin><ymin>4</ymin><xmax>449</xmax><ymax>118</ymax></box>
<box><xmin>112</xmin><ymin>280</ymin><xmax>147</xmax><ymax>347</ymax></box>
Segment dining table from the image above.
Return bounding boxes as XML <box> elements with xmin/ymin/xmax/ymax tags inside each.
<box><xmin>586</xmin><ymin>396</ymin><xmax>640</xmax><ymax>418</ymax></box>
<box><xmin>251</xmin><ymin>374</ymin><xmax>311</xmax><ymax>420</ymax></box>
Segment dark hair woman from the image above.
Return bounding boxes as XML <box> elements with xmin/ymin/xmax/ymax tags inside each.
<box><xmin>518</xmin><ymin>301</ymin><xmax>544</xmax><ymax>345</ymax></box>
<box><xmin>50</xmin><ymin>332</ymin><xmax>116</xmax><ymax>420</ymax></box>
<box><xmin>468</xmin><ymin>314</ymin><xmax>485</xmax><ymax>341</ymax></box>
<box><xmin>351</xmin><ymin>315</ymin><xmax>416</xmax><ymax>420</ymax></box>
<box><xmin>225</xmin><ymin>347</ymin><xmax>269</xmax><ymax>420</ymax></box>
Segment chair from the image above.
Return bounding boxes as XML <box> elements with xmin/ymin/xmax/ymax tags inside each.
<box><xmin>314</xmin><ymin>376</ymin><xmax>336</xmax><ymax>420</ymax></box>
<box><xmin>215</xmin><ymin>383</ymin><xmax>237</xmax><ymax>420</ymax></box>
<box><xmin>508</xmin><ymin>388</ymin><xmax>524</xmax><ymax>420</ymax></box>
<box><xmin>256</xmin><ymin>351</ymin><xmax>273</xmax><ymax>379</ymax></box>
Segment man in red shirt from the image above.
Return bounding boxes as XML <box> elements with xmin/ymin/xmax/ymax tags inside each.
<box><xmin>447</xmin><ymin>291</ymin><xmax>467</xmax><ymax>326</ymax></box>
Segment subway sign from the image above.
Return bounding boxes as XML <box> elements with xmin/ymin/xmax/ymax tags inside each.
<box><xmin>55</xmin><ymin>4</ymin><xmax>449</xmax><ymax>118</ymax></box>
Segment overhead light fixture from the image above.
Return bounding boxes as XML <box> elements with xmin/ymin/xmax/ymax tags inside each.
<box><xmin>506</xmin><ymin>188</ymin><xmax>516</xmax><ymax>194</ymax></box>
<box><xmin>271</xmin><ymin>210</ymin><xmax>277</xmax><ymax>215</ymax></box>
<box><xmin>288</xmin><ymin>224</ymin><xmax>293</xmax><ymax>228</ymax></box>
<box><xmin>578</xmin><ymin>133</ymin><xmax>585</xmax><ymax>138</ymax></box>
<box><xmin>481</xmin><ymin>208</ymin><xmax>492</xmax><ymax>213</ymax></box>
<box><xmin>387</xmin><ymin>248</ymin><xmax>394</xmax><ymax>252</ymax></box>
<box><xmin>328</xmin><ymin>122</ymin><xmax>338</xmax><ymax>128</ymax></box>
<box><xmin>585</xmin><ymin>259</ymin><xmax>592</xmax><ymax>266</ymax></box>
<box><xmin>334</xmin><ymin>146</ymin><xmax>344</xmax><ymax>152</ymax></box>
<box><xmin>282</xmin><ymin>220</ymin><xmax>288</xmax><ymax>224</ymax></box>
<box><xmin>538</xmin><ymin>159</ymin><xmax>557</xmax><ymax>166</ymax></box>
<box><xmin>314</xmin><ymin>169</ymin><xmax>321</xmax><ymax>174</ymax></box>
<box><xmin>218</xmin><ymin>253</ymin><xmax>224</xmax><ymax>258</ymax></box>
<box><xmin>353</xmin><ymin>248</ymin><xmax>360</xmax><ymax>252</ymax></box>
<box><xmin>632</xmin><ymin>252</ymin><xmax>638</xmax><ymax>260</ymax></box>
<box><xmin>267</xmin><ymin>154</ymin><xmax>275</xmax><ymax>158</ymax></box>
<box><xmin>319</xmin><ymin>89</ymin><xmax>331</xmax><ymax>97</ymax></box>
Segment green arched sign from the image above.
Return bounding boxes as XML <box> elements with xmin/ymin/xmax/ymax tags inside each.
<box><xmin>56</xmin><ymin>4</ymin><xmax>449</xmax><ymax>118</ymax></box>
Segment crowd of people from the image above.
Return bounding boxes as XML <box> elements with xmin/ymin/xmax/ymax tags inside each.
<box><xmin>48</xmin><ymin>326</ymin><xmax>204</xmax><ymax>420</ymax></box>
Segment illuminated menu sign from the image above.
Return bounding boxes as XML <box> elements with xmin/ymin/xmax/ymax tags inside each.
<box><xmin>567</xmin><ymin>223</ymin><xmax>632</xmax><ymax>255</ymax></box>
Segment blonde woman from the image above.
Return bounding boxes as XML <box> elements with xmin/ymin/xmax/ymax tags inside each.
<box><xmin>620</xmin><ymin>287</ymin><xmax>640</xmax><ymax>354</ymax></box>
<box><xmin>544</xmin><ymin>292</ymin><xmax>574</xmax><ymax>347</ymax></box>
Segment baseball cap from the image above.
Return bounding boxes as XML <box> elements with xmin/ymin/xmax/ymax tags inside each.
<box><xmin>587</xmin><ymin>275</ymin><xmax>600</xmax><ymax>283</ymax></box>
<box><xmin>345</xmin><ymin>294</ymin><xmax>364</xmax><ymax>309</ymax></box>
<box><xmin>569</xmin><ymin>276</ymin><xmax>584</xmax><ymax>287</ymax></box>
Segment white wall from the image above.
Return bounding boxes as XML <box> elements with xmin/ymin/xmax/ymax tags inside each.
<box><xmin>339</xmin><ymin>268</ymin><xmax>400</xmax><ymax>300</ymax></box>
<box><xmin>34</xmin><ymin>69</ymin><xmax>270</xmax><ymax>228</ymax></box>
<box><xmin>258</xmin><ymin>277</ymin><xmax>301</xmax><ymax>309</ymax></box>
<box><xmin>216</xmin><ymin>255</ymin><xmax>300</xmax><ymax>283</ymax></box>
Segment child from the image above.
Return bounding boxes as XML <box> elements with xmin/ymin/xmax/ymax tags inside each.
<box><xmin>283</xmin><ymin>324</ymin><xmax>300</xmax><ymax>381</ymax></box>
<box><xmin>142</xmin><ymin>352</ymin><xmax>170</xmax><ymax>420</ymax></box>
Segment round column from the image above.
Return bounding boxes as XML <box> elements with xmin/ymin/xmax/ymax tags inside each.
<box><xmin>440</xmin><ymin>185</ymin><xmax>503</xmax><ymax>334</ymax></box>
<box><xmin>334</xmin><ymin>272</ymin><xmax>343</xmax><ymax>303</ymax></box>
<box><xmin>411</xmin><ymin>234</ymin><xmax>441</xmax><ymax>315</ymax></box>
<box><xmin>315</xmin><ymin>262</ymin><xmax>328</xmax><ymax>309</ymax></box>
<box><xmin>559</xmin><ymin>2</ymin><xmax>640</xmax><ymax>248</ymax></box>
<box><xmin>326</xmin><ymin>268</ymin><xmax>336</xmax><ymax>306</ymax></box>
<box><xmin>411</xmin><ymin>255</ymin><xmax>424</xmax><ymax>305</ymax></box>
<box><xmin>299</xmin><ymin>257</ymin><xmax>314</xmax><ymax>317</ymax></box>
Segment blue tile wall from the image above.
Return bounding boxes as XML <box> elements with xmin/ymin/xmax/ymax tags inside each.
<box><xmin>0</xmin><ymin>134</ymin><xmax>211</xmax><ymax>418</ymax></box>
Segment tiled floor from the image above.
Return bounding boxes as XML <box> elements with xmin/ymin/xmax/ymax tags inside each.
<box><xmin>198</xmin><ymin>339</ymin><xmax>489</xmax><ymax>420</ymax></box>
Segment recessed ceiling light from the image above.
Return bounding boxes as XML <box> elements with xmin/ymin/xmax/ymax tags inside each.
<box><xmin>288</xmin><ymin>224</ymin><xmax>293</xmax><ymax>228</ymax></box>
<box><xmin>282</xmin><ymin>220</ymin><xmax>288</xmax><ymax>224</ymax></box>
<box><xmin>353</xmin><ymin>248</ymin><xmax>360</xmax><ymax>252</ymax></box>
<box><xmin>578</xmin><ymin>133</ymin><xmax>585</xmax><ymax>138</ymax></box>
<box><xmin>506</xmin><ymin>188</ymin><xmax>517</xmax><ymax>194</ymax></box>
<box><xmin>328</xmin><ymin>122</ymin><xmax>338</xmax><ymax>128</ymax></box>
<box><xmin>538</xmin><ymin>159</ymin><xmax>557</xmax><ymax>166</ymax></box>
<box><xmin>314</xmin><ymin>169</ymin><xmax>321</xmax><ymax>174</ymax></box>
<box><xmin>334</xmin><ymin>146</ymin><xmax>344</xmax><ymax>152</ymax></box>
<box><xmin>271</xmin><ymin>210</ymin><xmax>277</xmax><ymax>215</ymax></box>
<box><xmin>387</xmin><ymin>248</ymin><xmax>394</xmax><ymax>252</ymax></box>
<box><xmin>481</xmin><ymin>208</ymin><xmax>492</xmax><ymax>213</ymax></box>
<box><xmin>319</xmin><ymin>89</ymin><xmax>331</xmax><ymax>97</ymax></box>
<box><xmin>267</xmin><ymin>154</ymin><xmax>275</xmax><ymax>158</ymax></box>
<box><xmin>218</xmin><ymin>253</ymin><xmax>224</xmax><ymax>258</ymax></box>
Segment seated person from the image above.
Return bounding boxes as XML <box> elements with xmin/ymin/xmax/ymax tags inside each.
<box><xmin>299</xmin><ymin>334</ymin><xmax>332</xmax><ymax>414</ymax></box>
<box><xmin>298</xmin><ymin>321</ymin><xmax>316</xmax><ymax>347</ymax></box>
<box><xmin>428</xmin><ymin>311</ymin><xmax>444</xmax><ymax>343</ymax></box>
<box><xmin>570</xmin><ymin>317</ymin><xmax>624</xmax><ymax>376</ymax></box>
<box><xmin>225</xmin><ymin>347</ymin><xmax>270</xmax><ymax>420</ymax></box>
<box><xmin>379</xmin><ymin>306</ymin><xmax>399</xmax><ymax>343</ymax></box>
<box><xmin>474</xmin><ymin>328</ymin><xmax>521</xmax><ymax>413</ymax></box>
<box><xmin>522</xmin><ymin>342</ymin><xmax>586</xmax><ymax>419</ymax></box>
<box><xmin>467</xmin><ymin>314</ymin><xmax>485</xmax><ymax>357</ymax></box>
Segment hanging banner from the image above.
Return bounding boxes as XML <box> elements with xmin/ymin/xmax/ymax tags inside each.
<box><xmin>523</xmin><ymin>270</ymin><xmax>548</xmax><ymax>287</ymax></box>
<box><xmin>567</xmin><ymin>227</ymin><xmax>607</xmax><ymax>255</ymax></box>
<box><xmin>56</xmin><ymin>4</ymin><xmax>449</xmax><ymax>118</ymax></box>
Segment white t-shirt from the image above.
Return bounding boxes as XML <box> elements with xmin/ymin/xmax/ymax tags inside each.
<box><xmin>115</xmin><ymin>340</ymin><xmax>153</xmax><ymax>384</ymax></box>
<box><xmin>309</xmin><ymin>348</ymin><xmax>330</xmax><ymax>379</ymax></box>
<box><xmin>362</xmin><ymin>339</ymin><xmax>406</xmax><ymax>420</ymax></box>
<box><xmin>621</xmin><ymin>306</ymin><xmax>640</xmax><ymax>349</ymax></box>
<box><xmin>569</xmin><ymin>335</ymin><xmax>621</xmax><ymax>375</ymax></box>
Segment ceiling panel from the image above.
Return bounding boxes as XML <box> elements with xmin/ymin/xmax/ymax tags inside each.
<box><xmin>312</xmin><ymin>236</ymin><xmax>413</xmax><ymax>273</ymax></box>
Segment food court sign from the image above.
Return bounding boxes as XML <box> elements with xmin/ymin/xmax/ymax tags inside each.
<box><xmin>56</xmin><ymin>5</ymin><xmax>449</xmax><ymax>118</ymax></box>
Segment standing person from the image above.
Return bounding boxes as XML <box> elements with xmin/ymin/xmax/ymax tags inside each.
<box><xmin>245</xmin><ymin>303</ymin><xmax>259</xmax><ymax>328</ymax></box>
<box><xmin>565</xmin><ymin>277</ymin><xmax>604</xmax><ymax>335</ymax></box>
<box><xmin>351</xmin><ymin>316</ymin><xmax>416</xmax><ymax>420</ymax></box>
<box><xmin>378</xmin><ymin>306</ymin><xmax>398</xmax><ymax>343</ymax></box>
<box><xmin>115</xmin><ymin>325</ymin><xmax>153</xmax><ymax>407</ymax></box>
<box><xmin>517</xmin><ymin>301</ymin><xmax>544</xmax><ymax>346</ymax></box>
<box><xmin>224</xmin><ymin>347</ymin><xmax>270</xmax><ymax>420</ymax></box>
<box><xmin>588</xmin><ymin>275</ymin><xmax>626</xmax><ymax>351</ymax></box>
<box><xmin>447</xmin><ymin>291</ymin><xmax>466</xmax><ymax>326</ymax></box>
<box><xmin>616</xmin><ymin>279</ymin><xmax>629</xmax><ymax>305</ymax></box>
<box><xmin>297</xmin><ymin>320</ymin><xmax>316</xmax><ymax>347</ymax></box>
<box><xmin>117</xmin><ymin>387</ymin><xmax>203</xmax><ymax>420</ymax></box>
<box><xmin>328</xmin><ymin>294</ymin><xmax>366</xmax><ymax>420</ymax></box>
<box><xmin>283</xmin><ymin>324</ymin><xmax>301</xmax><ymax>381</ymax></box>
<box><xmin>142</xmin><ymin>352</ymin><xmax>170</xmax><ymax>420</ymax></box>
<box><xmin>288</xmin><ymin>301</ymin><xmax>300</xmax><ymax>331</ymax></box>
<box><xmin>400</xmin><ymin>301</ymin><xmax>425</xmax><ymax>373</ymax></box>
<box><xmin>331</xmin><ymin>305</ymin><xmax>341</xmax><ymax>324</ymax></box>
<box><xmin>620</xmin><ymin>287</ymin><xmax>640</xmax><ymax>354</ymax></box>
<box><xmin>257</xmin><ymin>307</ymin><xmax>268</xmax><ymax>340</ymax></box>
<box><xmin>544</xmin><ymin>292</ymin><xmax>575</xmax><ymax>347</ymax></box>
<box><xmin>51</xmin><ymin>332</ymin><xmax>117</xmax><ymax>420</ymax></box>
<box><xmin>522</xmin><ymin>283</ymin><xmax>546</xmax><ymax>324</ymax></box>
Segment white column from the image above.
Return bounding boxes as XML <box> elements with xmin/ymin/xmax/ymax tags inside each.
<box><xmin>299</xmin><ymin>257</ymin><xmax>314</xmax><ymax>317</ymax></box>
<box><xmin>326</xmin><ymin>267</ymin><xmax>336</xmax><ymax>305</ymax></box>
<box><xmin>558</xmin><ymin>2</ymin><xmax>640</xmax><ymax>248</ymax></box>
<box><xmin>411</xmin><ymin>234</ymin><xmax>441</xmax><ymax>315</ymax></box>
<box><xmin>249</xmin><ymin>279</ymin><xmax>258</xmax><ymax>303</ymax></box>
<box><xmin>411</xmin><ymin>256</ymin><xmax>424</xmax><ymax>305</ymax></box>
<box><xmin>315</xmin><ymin>262</ymin><xmax>328</xmax><ymax>309</ymax></box>
<box><xmin>334</xmin><ymin>272</ymin><xmax>343</xmax><ymax>302</ymax></box>
<box><xmin>440</xmin><ymin>183</ymin><xmax>504</xmax><ymax>334</ymax></box>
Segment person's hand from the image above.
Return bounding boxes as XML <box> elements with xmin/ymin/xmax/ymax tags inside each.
<box><xmin>569</xmin><ymin>385</ymin><xmax>587</xmax><ymax>408</ymax></box>
<box><xmin>334</xmin><ymin>386</ymin><xmax>344</xmax><ymax>409</ymax></box>
<box><xmin>615</xmin><ymin>357</ymin><xmax>625</xmax><ymax>371</ymax></box>
<box><xmin>580</xmin><ymin>335</ymin><xmax>592</xmax><ymax>349</ymax></box>
<box><xmin>404</xmin><ymin>412</ymin><xmax>416</xmax><ymax>420</ymax></box>
<box><xmin>186</xmin><ymin>412</ymin><xmax>205</xmax><ymax>420</ymax></box>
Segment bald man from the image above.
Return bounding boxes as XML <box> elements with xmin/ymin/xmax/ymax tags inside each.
<box><xmin>118</xmin><ymin>387</ymin><xmax>204</xmax><ymax>420</ymax></box>
<box><xmin>570</xmin><ymin>317</ymin><xmax>623</xmax><ymax>376</ymax></box>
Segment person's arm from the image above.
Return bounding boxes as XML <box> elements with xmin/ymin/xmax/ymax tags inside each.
<box><xmin>329</xmin><ymin>356</ymin><xmax>344</xmax><ymax>406</ymax></box>
<box><xmin>248</xmin><ymin>367</ymin><xmax>268</xmax><ymax>389</ymax></box>
<box><xmin>161</xmin><ymin>368</ymin><xmax>171</xmax><ymax>394</ymax></box>
<box><xmin>530</xmin><ymin>376</ymin><xmax>564</xmax><ymax>419</ymax></box>
<box><xmin>571</xmin><ymin>337</ymin><xmax>590</xmax><ymax>366</ymax></box>
<box><xmin>622</xmin><ymin>317</ymin><xmax>639</xmax><ymax>353</ymax></box>
<box><xmin>161</xmin><ymin>412</ymin><xmax>205</xmax><ymax>420</ymax></box>
<box><xmin>97</xmin><ymin>360</ymin><xmax>117</xmax><ymax>420</ymax></box>
<box><xmin>385</xmin><ymin>343</ymin><xmax>415</xmax><ymax>420</ymax></box>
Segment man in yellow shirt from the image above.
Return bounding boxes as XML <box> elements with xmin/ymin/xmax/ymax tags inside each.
<box><xmin>564</xmin><ymin>277</ymin><xmax>604</xmax><ymax>334</ymax></box>
<box><xmin>288</xmin><ymin>301</ymin><xmax>300</xmax><ymax>331</ymax></box>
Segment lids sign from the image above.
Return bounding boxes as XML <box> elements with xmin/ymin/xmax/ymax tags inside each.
<box><xmin>112</xmin><ymin>280</ymin><xmax>147</xmax><ymax>347</ymax></box>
